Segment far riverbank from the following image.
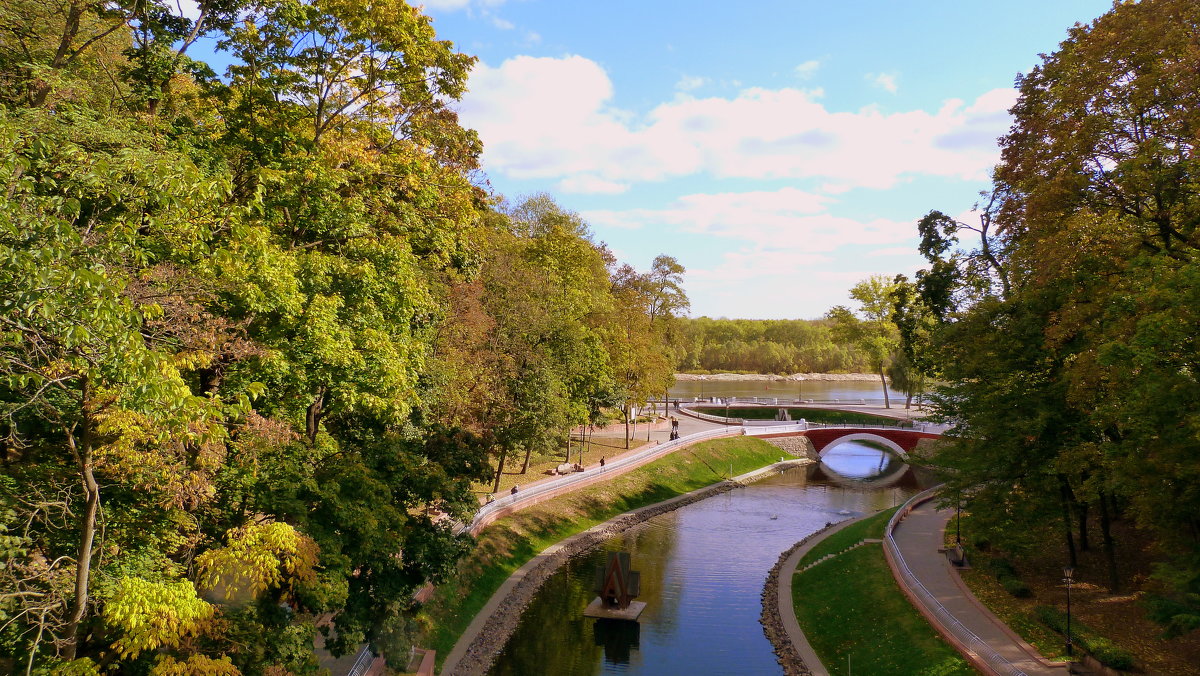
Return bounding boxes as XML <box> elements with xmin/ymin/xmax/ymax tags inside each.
<box><xmin>675</xmin><ymin>372</ymin><xmax>883</xmax><ymax>382</ymax></box>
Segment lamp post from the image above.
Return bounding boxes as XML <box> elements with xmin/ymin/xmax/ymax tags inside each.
<box><xmin>956</xmin><ymin>493</ymin><xmax>962</xmax><ymax>545</ymax></box>
<box><xmin>1063</xmin><ymin>566</ymin><xmax>1075</xmax><ymax>658</ymax></box>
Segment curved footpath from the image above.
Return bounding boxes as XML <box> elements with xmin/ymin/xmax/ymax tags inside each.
<box><xmin>886</xmin><ymin>497</ymin><xmax>1068</xmax><ymax>675</ymax></box>
<box><xmin>439</xmin><ymin>458</ymin><xmax>812</xmax><ymax>676</ymax></box>
<box><xmin>766</xmin><ymin>493</ymin><xmax>1070</xmax><ymax>676</ymax></box>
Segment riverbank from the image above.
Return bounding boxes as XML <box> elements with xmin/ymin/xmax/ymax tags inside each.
<box><xmin>765</xmin><ymin>507</ymin><xmax>974</xmax><ymax>676</ymax></box>
<box><xmin>676</xmin><ymin>372</ymin><xmax>883</xmax><ymax>382</ymax></box>
<box><xmin>420</xmin><ymin>437</ymin><xmax>796</xmax><ymax>673</ymax></box>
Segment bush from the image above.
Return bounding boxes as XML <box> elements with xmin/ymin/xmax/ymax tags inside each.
<box><xmin>1034</xmin><ymin>606</ymin><xmax>1135</xmax><ymax>670</ymax></box>
<box><xmin>1144</xmin><ymin>594</ymin><xmax>1200</xmax><ymax>638</ymax></box>
<box><xmin>1001</xmin><ymin>577</ymin><xmax>1032</xmax><ymax>598</ymax></box>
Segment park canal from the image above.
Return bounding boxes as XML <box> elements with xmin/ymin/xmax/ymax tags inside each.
<box><xmin>486</xmin><ymin>441</ymin><xmax>934</xmax><ymax>675</ymax></box>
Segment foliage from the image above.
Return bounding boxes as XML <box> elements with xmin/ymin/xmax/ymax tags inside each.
<box><xmin>103</xmin><ymin>578</ymin><xmax>215</xmax><ymax>659</ymax></box>
<box><xmin>196</xmin><ymin>522</ymin><xmax>319</xmax><ymax>598</ymax></box>
<box><xmin>0</xmin><ymin>0</ymin><xmax>690</xmax><ymax>668</ymax></box>
<box><xmin>677</xmin><ymin>317</ymin><xmax>870</xmax><ymax>374</ymax></box>
<box><xmin>910</xmin><ymin>0</ymin><xmax>1200</xmax><ymax>614</ymax></box>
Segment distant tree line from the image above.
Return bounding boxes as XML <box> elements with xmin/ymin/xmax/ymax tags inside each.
<box><xmin>677</xmin><ymin>317</ymin><xmax>873</xmax><ymax>374</ymax></box>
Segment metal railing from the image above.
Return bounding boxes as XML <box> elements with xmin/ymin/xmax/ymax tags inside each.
<box><xmin>461</xmin><ymin>426</ymin><xmax>744</xmax><ymax>533</ymax></box>
<box><xmin>459</xmin><ymin>418</ymin><xmax>947</xmax><ymax>535</ymax></box>
<box><xmin>885</xmin><ymin>488</ymin><xmax>1028</xmax><ymax>676</ymax></box>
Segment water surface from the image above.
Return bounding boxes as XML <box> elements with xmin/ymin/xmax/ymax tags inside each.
<box><xmin>488</xmin><ymin>442</ymin><xmax>930</xmax><ymax>676</ymax></box>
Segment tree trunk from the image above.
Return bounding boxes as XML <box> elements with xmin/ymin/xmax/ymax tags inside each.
<box><xmin>624</xmin><ymin>404</ymin><xmax>630</xmax><ymax>450</ymax></box>
<box><xmin>1058</xmin><ymin>476</ymin><xmax>1078</xmax><ymax>569</ymax></box>
<box><xmin>305</xmin><ymin>386</ymin><xmax>327</xmax><ymax>445</ymax></box>
<box><xmin>63</xmin><ymin>386</ymin><xmax>99</xmax><ymax>660</ymax></box>
<box><xmin>878</xmin><ymin>366</ymin><xmax>890</xmax><ymax>408</ymax></box>
<box><xmin>1077</xmin><ymin>501</ymin><xmax>1090</xmax><ymax>552</ymax></box>
<box><xmin>565</xmin><ymin>431</ymin><xmax>571</xmax><ymax>463</ymax></box>
<box><xmin>492</xmin><ymin>447</ymin><xmax>508</xmax><ymax>494</ymax></box>
<box><xmin>519</xmin><ymin>444</ymin><xmax>533</xmax><ymax>474</ymax></box>
<box><xmin>1098</xmin><ymin>491</ymin><xmax>1120</xmax><ymax>593</ymax></box>
<box><xmin>904</xmin><ymin>393</ymin><xmax>912</xmax><ymax>409</ymax></box>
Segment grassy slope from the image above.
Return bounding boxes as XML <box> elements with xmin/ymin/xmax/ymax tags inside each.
<box><xmin>792</xmin><ymin>544</ymin><xmax>975</xmax><ymax>675</ymax></box>
<box><xmin>420</xmin><ymin>436</ymin><xmax>783</xmax><ymax>663</ymax></box>
<box><xmin>797</xmin><ymin>507</ymin><xmax>897</xmax><ymax>568</ymax></box>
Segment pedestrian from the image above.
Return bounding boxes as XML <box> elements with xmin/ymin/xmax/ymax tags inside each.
<box><xmin>511</xmin><ymin>485</ymin><xmax>518</xmax><ymax>496</ymax></box>
<box><xmin>600</xmin><ymin>457</ymin><xmax>605</xmax><ymax>470</ymax></box>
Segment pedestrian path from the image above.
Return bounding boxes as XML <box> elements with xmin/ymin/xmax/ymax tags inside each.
<box><xmin>888</xmin><ymin>498</ymin><xmax>1068</xmax><ymax>675</ymax></box>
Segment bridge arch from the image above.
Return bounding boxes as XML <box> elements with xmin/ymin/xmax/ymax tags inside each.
<box><xmin>817</xmin><ymin>432</ymin><xmax>908</xmax><ymax>460</ymax></box>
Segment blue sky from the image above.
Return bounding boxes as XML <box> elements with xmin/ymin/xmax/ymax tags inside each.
<box><xmin>418</xmin><ymin>0</ymin><xmax>1115</xmax><ymax>319</ymax></box>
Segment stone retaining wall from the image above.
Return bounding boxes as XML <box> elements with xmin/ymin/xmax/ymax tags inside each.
<box><xmin>759</xmin><ymin>529</ymin><xmax>829</xmax><ymax>676</ymax></box>
<box><xmin>763</xmin><ymin>436</ymin><xmax>818</xmax><ymax>460</ymax></box>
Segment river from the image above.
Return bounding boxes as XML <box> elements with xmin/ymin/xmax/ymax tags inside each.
<box><xmin>668</xmin><ymin>379</ymin><xmax>909</xmax><ymax>405</ymax></box>
<box><xmin>486</xmin><ymin>441</ymin><xmax>933</xmax><ymax>675</ymax></box>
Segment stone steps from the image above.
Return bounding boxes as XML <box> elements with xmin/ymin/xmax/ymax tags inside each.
<box><xmin>796</xmin><ymin>538</ymin><xmax>883</xmax><ymax>573</ymax></box>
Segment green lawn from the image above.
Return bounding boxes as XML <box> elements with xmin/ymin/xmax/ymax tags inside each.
<box><xmin>792</xmin><ymin>544</ymin><xmax>975</xmax><ymax>675</ymax></box>
<box><xmin>419</xmin><ymin>436</ymin><xmax>783</xmax><ymax>666</ymax></box>
<box><xmin>693</xmin><ymin>406</ymin><xmax>914</xmax><ymax>427</ymax></box>
<box><xmin>797</xmin><ymin>507</ymin><xmax>897</xmax><ymax>568</ymax></box>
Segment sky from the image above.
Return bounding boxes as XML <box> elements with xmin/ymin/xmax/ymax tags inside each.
<box><xmin>414</xmin><ymin>0</ymin><xmax>1116</xmax><ymax>320</ymax></box>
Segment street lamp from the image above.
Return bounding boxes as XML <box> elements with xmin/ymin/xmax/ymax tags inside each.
<box><xmin>955</xmin><ymin>493</ymin><xmax>962</xmax><ymax>545</ymax></box>
<box><xmin>1063</xmin><ymin>566</ymin><xmax>1075</xmax><ymax>658</ymax></box>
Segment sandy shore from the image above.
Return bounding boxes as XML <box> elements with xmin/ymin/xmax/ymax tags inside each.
<box><xmin>675</xmin><ymin>372</ymin><xmax>883</xmax><ymax>382</ymax></box>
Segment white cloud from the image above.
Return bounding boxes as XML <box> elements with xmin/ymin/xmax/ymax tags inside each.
<box><xmin>491</xmin><ymin>16</ymin><xmax>514</xmax><ymax>30</ymax></box>
<box><xmin>675</xmin><ymin>74</ymin><xmax>709</xmax><ymax>91</ymax></box>
<box><xmin>866</xmin><ymin>246</ymin><xmax>917</xmax><ymax>257</ymax></box>
<box><xmin>794</xmin><ymin>60</ymin><xmax>821</xmax><ymax>79</ymax></box>
<box><xmin>583</xmin><ymin>187</ymin><xmax>909</xmax><ymax>252</ymax></box>
<box><xmin>421</xmin><ymin>0</ymin><xmax>507</xmax><ymax>10</ymax></box>
<box><xmin>868</xmin><ymin>72</ymin><xmax>899</xmax><ymax>93</ymax></box>
<box><xmin>557</xmin><ymin>175</ymin><xmax>630</xmax><ymax>195</ymax></box>
<box><xmin>459</xmin><ymin>55</ymin><xmax>1013</xmax><ymax>191</ymax></box>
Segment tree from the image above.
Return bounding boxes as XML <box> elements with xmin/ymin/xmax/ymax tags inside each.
<box><xmin>828</xmin><ymin>275</ymin><xmax>900</xmax><ymax>407</ymax></box>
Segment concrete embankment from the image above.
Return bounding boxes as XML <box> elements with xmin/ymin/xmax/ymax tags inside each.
<box><xmin>441</xmin><ymin>458</ymin><xmax>811</xmax><ymax>676</ymax></box>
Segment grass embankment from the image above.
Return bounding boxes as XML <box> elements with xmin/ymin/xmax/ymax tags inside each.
<box><xmin>797</xmin><ymin>507</ymin><xmax>896</xmax><ymax>568</ymax></box>
<box><xmin>792</xmin><ymin>507</ymin><xmax>974</xmax><ymax>675</ymax></box>
<box><xmin>420</xmin><ymin>436</ymin><xmax>783</xmax><ymax>665</ymax></box>
<box><xmin>694</xmin><ymin>406</ymin><xmax>913</xmax><ymax>427</ymax></box>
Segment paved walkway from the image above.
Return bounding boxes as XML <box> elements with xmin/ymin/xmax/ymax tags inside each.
<box><xmin>889</xmin><ymin>500</ymin><xmax>1068</xmax><ymax>675</ymax></box>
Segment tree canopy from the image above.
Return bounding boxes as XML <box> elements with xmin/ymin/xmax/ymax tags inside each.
<box><xmin>914</xmin><ymin>0</ymin><xmax>1200</xmax><ymax>616</ymax></box>
<box><xmin>0</xmin><ymin>2</ymin><xmax>687</xmax><ymax>671</ymax></box>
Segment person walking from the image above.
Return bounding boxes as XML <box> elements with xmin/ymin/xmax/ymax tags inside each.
<box><xmin>510</xmin><ymin>485</ymin><xmax>518</xmax><ymax>496</ymax></box>
<box><xmin>600</xmin><ymin>457</ymin><xmax>605</xmax><ymax>470</ymax></box>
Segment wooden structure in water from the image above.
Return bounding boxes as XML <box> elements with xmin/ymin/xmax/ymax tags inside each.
<box><xmin>583</xmin><ymin>551</ymin><xmax>646</xmax><ymax>620</ymax></box>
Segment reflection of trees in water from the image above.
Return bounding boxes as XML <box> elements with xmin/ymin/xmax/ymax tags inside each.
<box><xmin>615</xmin><ymin>510</ymin><xmax>682</xmax><ymax>634</ymax></box>
<box><xmin>488</xmin><ymin>513</ymin><xmax>681</xmax><ymax>676</ymax></box>
<box><xmin>487</xmin><ymin>556</ymin><xmax>602</xmax><ymax>676</ymax></box>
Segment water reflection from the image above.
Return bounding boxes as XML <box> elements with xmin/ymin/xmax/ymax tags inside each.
<box><xmin>487</xmin><ymin>457</ymin><xmax>933</xmax><ymax>676</ymax></box>
<box><xmin>594</xmin><ymin>619</ymin><xmax>639</xmax><ymax>665</ymax></box>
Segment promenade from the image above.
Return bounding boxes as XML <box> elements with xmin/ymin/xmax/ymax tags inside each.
<box><xmin>887</xmin><ymin>498</ymin><xmax>1069</xmax><ymax>675</ymax></box>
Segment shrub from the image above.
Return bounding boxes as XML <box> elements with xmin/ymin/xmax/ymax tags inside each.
<box><xmin>1034</xmin><ymin>606</ymin><xmax>1135</xmax><ymax>670</ymax></box>
<box><xmin>1144</xmin><ymin>594</ymin><xmax>1200</xmax><ymax>638</ymax></box>
<box><xmin>1001</xmin><ymin>577</ymin><xmax>1032</xmax><ymax>598</ymax></box>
